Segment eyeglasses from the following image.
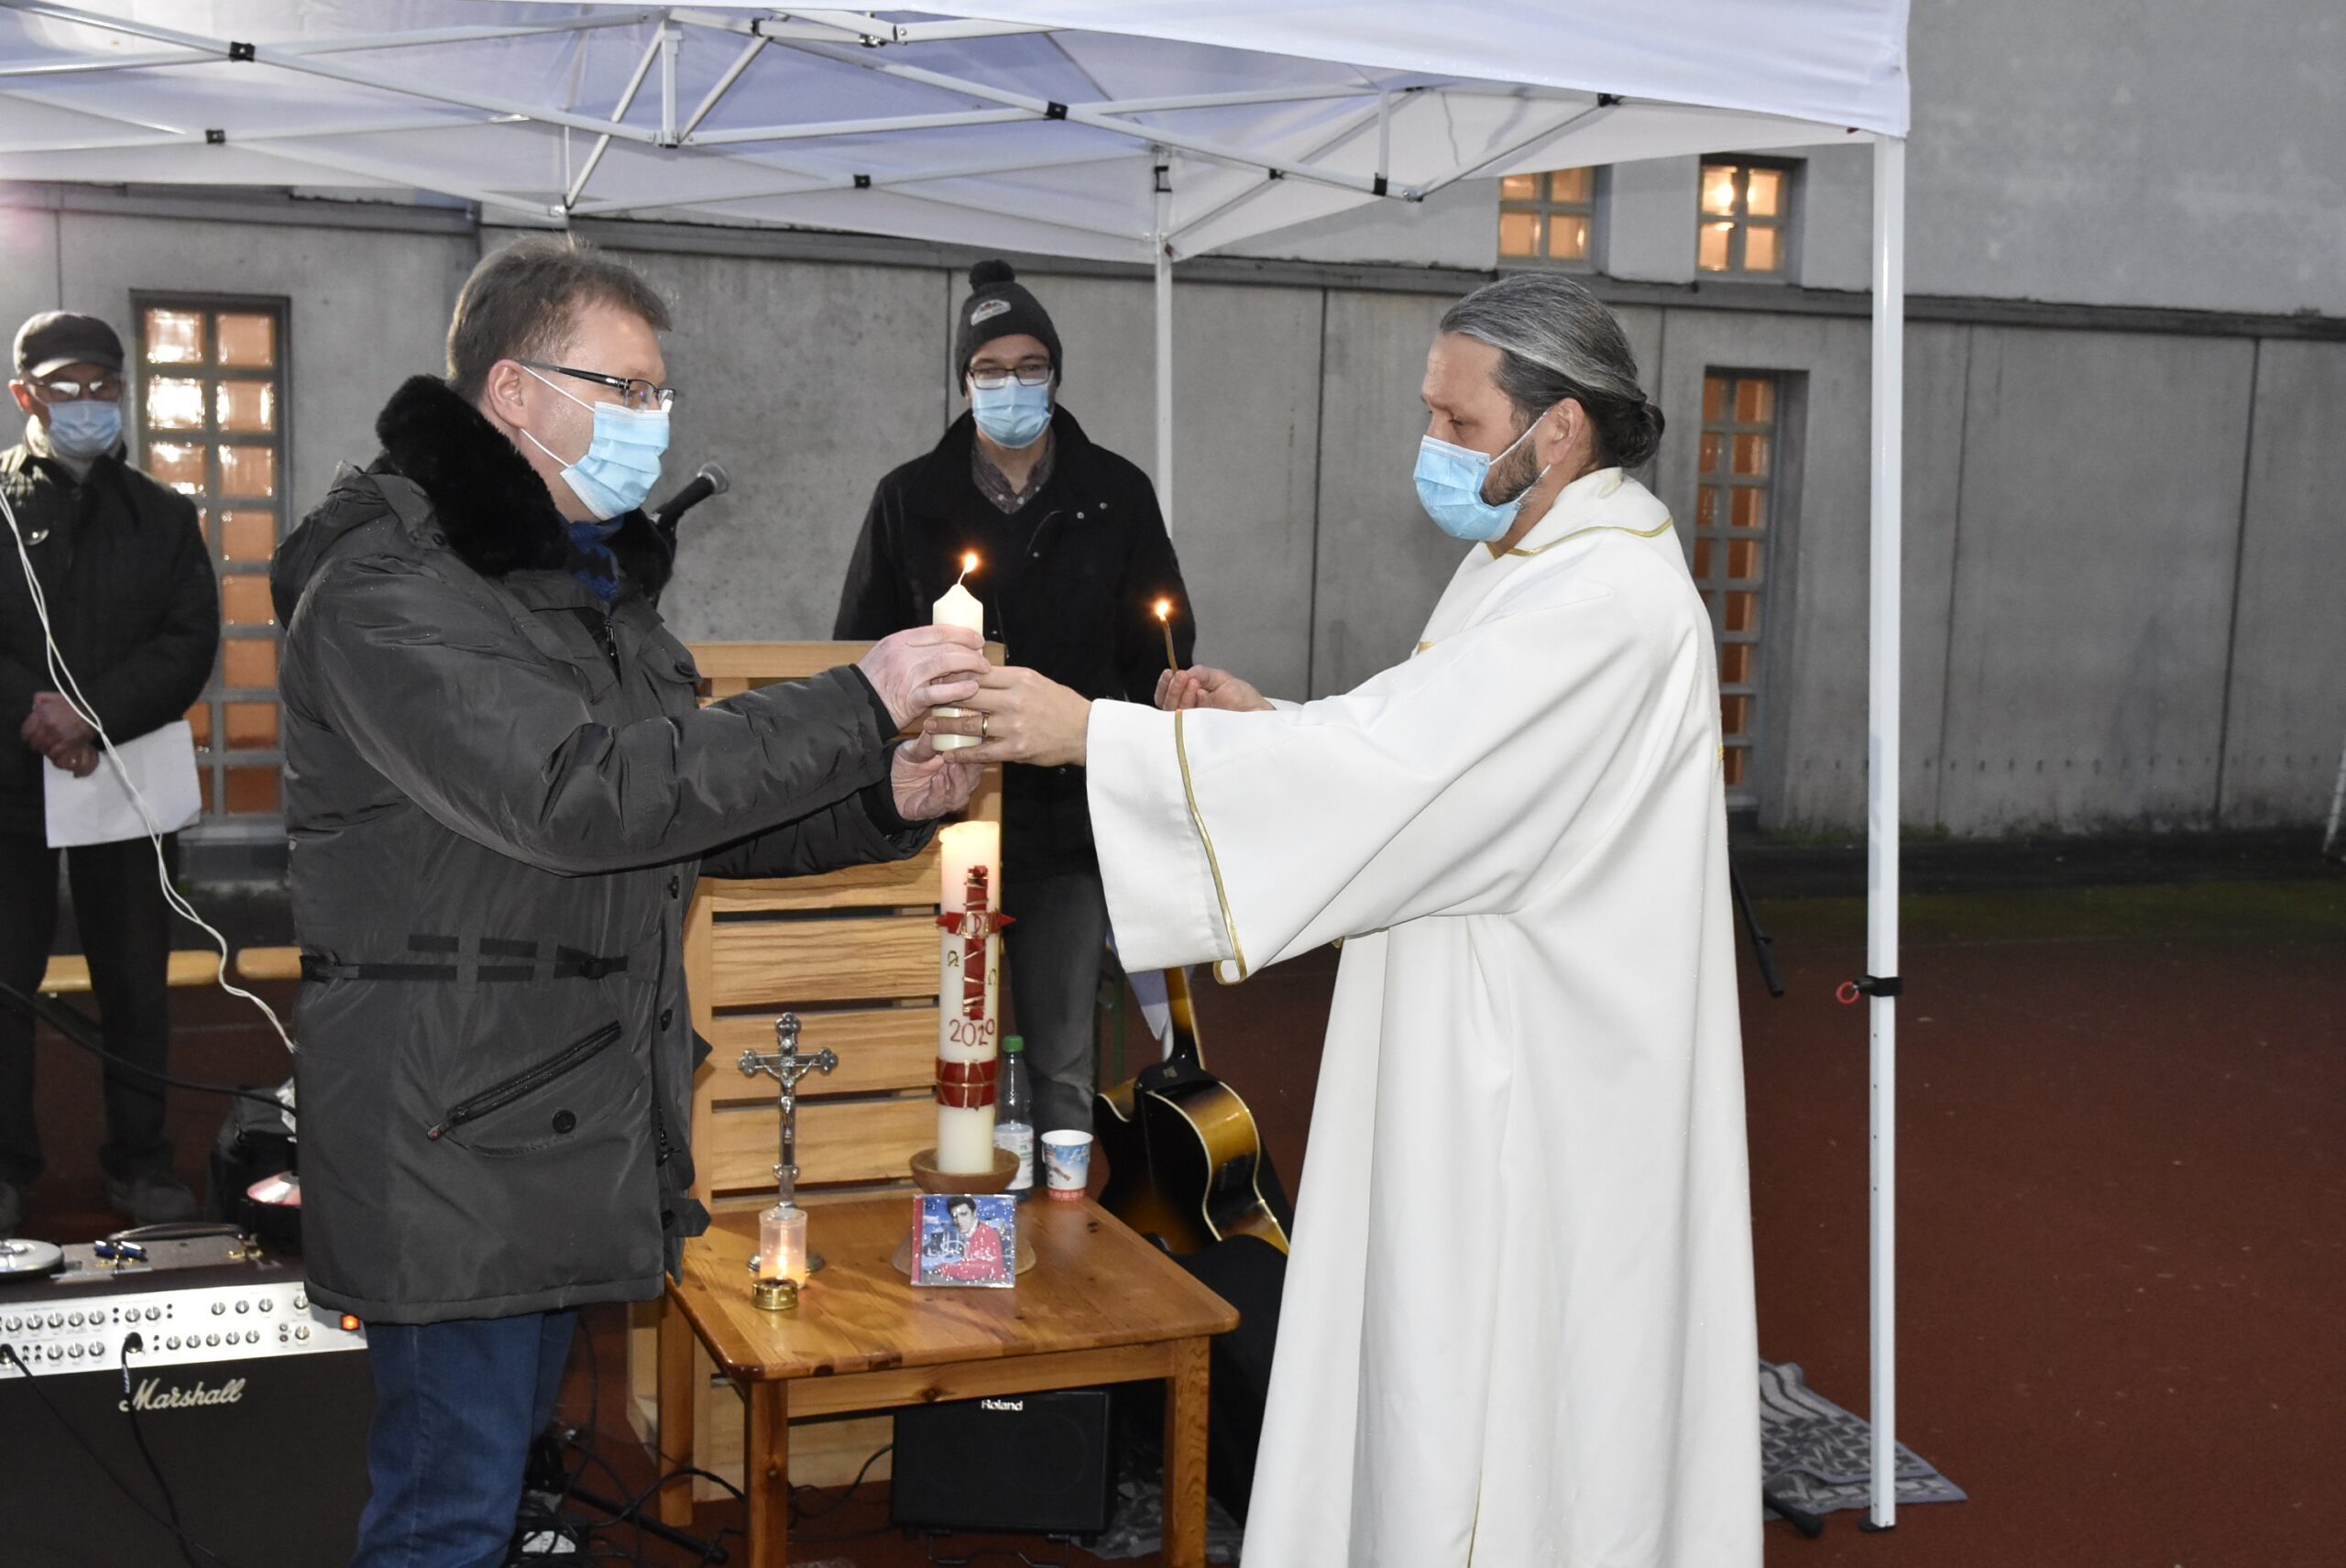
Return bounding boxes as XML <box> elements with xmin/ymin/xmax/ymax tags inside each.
<box><xmin>520</xmin><ymin>358</ymin><xmax>675</xmax><ymax>412</ymax></box>
<box><xmin>968</xmin><ymin>365</ymin><xmax>1052</xmax><ymax>390</ymax></box>
<box><xmin>27</xmin><ymin>373</ymin><xmax>124</xmax><ymax>403</ymax></box>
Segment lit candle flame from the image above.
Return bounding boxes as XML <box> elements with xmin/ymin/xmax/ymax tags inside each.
<box><xmin>959</xmin><ymin>551</ymin><xmax>980</xmax><ymax>584</ymax></box>
<box><xmin>1154</xmin><ymin>598</ymin><xmax>1171</xmax><ymax>623</ymax></box>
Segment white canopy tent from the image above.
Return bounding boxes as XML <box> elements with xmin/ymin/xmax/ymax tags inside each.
<box><xmin>0</xmin><ymin>0</ymin><xmax>1915</xmax><ymax>1529</ymax></box>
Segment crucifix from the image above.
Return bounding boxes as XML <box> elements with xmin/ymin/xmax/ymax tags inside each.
<box><xmin>740</xmin><ymin>1014</ymin><xmax>837</xmax><ymax>1281</ymax></box>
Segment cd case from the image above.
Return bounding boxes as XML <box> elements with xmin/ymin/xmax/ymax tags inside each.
<box><xmin>912</xmin><ymin>1193</ymin><xmax>1017</xmax><ymax>1288</ymax></box>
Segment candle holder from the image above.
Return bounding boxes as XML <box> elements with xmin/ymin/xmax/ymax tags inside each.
<box><xmin>740</xmin><ymin>1014</ymin><xmax>836</xmax><ymax>1279</ymax></box>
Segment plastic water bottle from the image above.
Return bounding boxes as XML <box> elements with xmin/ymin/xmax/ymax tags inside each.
<box><xmin>995</xmin><ymin>1035</ymin><xmax>1036</xmax><ymax>1197</ymax></box>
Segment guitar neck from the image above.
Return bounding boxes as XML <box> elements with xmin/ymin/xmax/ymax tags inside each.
<box><xmin>1158</xmin><ymin>965</ymin><xmax>1205</xmax><ymax>1070</ymax></box>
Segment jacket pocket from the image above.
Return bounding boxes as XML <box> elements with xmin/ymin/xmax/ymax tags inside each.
<box><xmin>426</xmin><ymin>1021</ymin><xmax>623</xmax><ymax>1153</ymax></box>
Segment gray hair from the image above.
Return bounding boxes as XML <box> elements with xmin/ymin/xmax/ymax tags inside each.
<box><xmin>1439</xmin><ymin>272</ymin><xmax>1663</xmax><ymax>468</ymax></box>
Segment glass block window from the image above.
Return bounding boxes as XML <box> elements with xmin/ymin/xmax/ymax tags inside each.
<box><xmin>1696</xmin><ymin>159</ymin><xmax>1794</xmax><ymax>278</ymax></box>
<box><xmin>134</xmin><ymin>296</ymin><xmax>289</xmax><ymax>829</ymax></box>
<box><xmin>1694</xmin><ymin>371</ymin><xmax>1781</xmax><ymax>805</ymax></box>
<box><xmin>1498</xmin><ymin>167</ymin><xmax>1597</xmax><ymax>267</ymax></box>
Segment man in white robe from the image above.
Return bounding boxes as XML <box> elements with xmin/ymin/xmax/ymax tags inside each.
<box><xmin>938</xmin><ymin>273</ymin><xmax>1760</xmax><ymax>1568</ymax></box>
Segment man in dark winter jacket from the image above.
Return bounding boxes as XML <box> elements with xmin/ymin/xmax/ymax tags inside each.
<box><xmin>0</xmin><ymin>310</ymin><xmax>217</xmax><ymax>1233</ymax></box>
<box><xmin>836</xmin><ymin>260</ymin><xmax>1193</xmax><ymax>1142</ymax></box>
<box><xmin>273</xmin><ymin>238</ymin><xmax>988</xmax><ymax>1568</ymax></box>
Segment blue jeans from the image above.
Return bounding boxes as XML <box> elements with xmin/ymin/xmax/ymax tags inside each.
<box><xmin>351</xmin><ymin>1310</ymin><xmax>578</xmax><ymax>1568</ymax></box>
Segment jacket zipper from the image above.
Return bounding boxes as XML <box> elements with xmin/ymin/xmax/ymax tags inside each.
<box><xmin>428</xmin><ymin>1022</ymin><xmax>622</xmax><ymax>1139</ymax></box>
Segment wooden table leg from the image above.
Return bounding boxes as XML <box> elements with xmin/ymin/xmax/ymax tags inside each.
<box><xmin>656</xmin><ymin>1290</ymin><xmax>696</xmax><ymax>1530</ymax></box>
<box><xmin>746</xmin><ymin>1378</ymin><xmax>793</xmax><ymax>1568</ymax></box>
<box><xmin>1162</xmin><ymin>1336</ymin><xmax>1211</xmax><ymax>1568</ymax></box>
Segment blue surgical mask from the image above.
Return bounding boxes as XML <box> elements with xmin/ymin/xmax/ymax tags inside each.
<box><xmin>1414</xmin><ymin>412</ymin><xmax>1551</xmax><ymax>542</ymax></box>
<box><xmin>44</xmin><ymin>399</ymin><xmax>123</xmax><ymax>461</ymax></box>
<box><xmin>970</xmin><ymin>379</ymin><xmax>1051</xmax><ymax>449</ymax></box>
<box><xmin>520</xmin><ymin>367</ymin><xmax>669</xmax><ymax>521</ymax></box>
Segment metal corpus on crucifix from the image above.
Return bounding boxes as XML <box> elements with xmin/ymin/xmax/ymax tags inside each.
<box><xmin>740</xmin><ymin>1014</ymin><xmax>837</xmax><ymax>1281</ymax></box>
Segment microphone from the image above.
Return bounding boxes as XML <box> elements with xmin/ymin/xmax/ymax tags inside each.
<box><xmin>653</xmin><ymin>461</ymin><xmax>729</xmax><ymax>541</ymax></box>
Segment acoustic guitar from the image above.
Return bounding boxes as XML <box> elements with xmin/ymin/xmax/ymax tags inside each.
<box><xmin>1093</xmin><ymin>964</ymin><xmax>1293</xmax><ymax>1255</ymax></box>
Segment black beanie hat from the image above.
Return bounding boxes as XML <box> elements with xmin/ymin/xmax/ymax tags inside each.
<box><xmin>954</xmin><ymin>260</ymin><xmax>1062</xmax><ymax>385</ymax></box>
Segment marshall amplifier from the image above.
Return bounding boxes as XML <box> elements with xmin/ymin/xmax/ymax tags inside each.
<box><xmin>0</xmin><ymin>1234</ymin><xmax>372</xmax><ymax>1568</ymax></box>
<box><xmin>892</xmin><ymin>1387</ymin><xmax>1117</xmax><ymax>1541</ymax></box>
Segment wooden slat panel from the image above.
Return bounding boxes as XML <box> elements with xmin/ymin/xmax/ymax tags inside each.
<box><xmin>689</xmin><ymin>641</ymin><xmax>877</xmax><ymax>684</ymax></box>
<box><xmin>703</xmin><ymin>850</ymin><xmax>937</xmax><ymax>915</ymax></box>
<box><xmin>702</xmin><ymin>1006</ymin><xmax>937</xmax><ymax>1099</ymax></box>
<box><xmin>702</xmin><ymin>1094</ymin><xmax>934</xmax><ymax>1192</ymax></box>
<box><xmin>706</xmin><ymin>914</ymin><xmax>937</xmax><ymax>1009</ymax></box>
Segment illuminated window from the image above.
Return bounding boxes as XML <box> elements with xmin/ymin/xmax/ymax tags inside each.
<box><xmin>1497</xmin><ymin>167</ymin><xmax>1598</xmax><ymax>268</ymax></box>
<box><xmin>1694</xmin><ymin>372</ymin><xmax>1785</xmax><ymax>805</ymax></box>
<box><xmin>133</xmin><ymin>295</ymin><xmax>289</xmax><ymax>829</ymax></box>
<box><xmin>1695</xmin><ymin>159</ymin><xmax>1794</xmax><ymax>278</ymax></box>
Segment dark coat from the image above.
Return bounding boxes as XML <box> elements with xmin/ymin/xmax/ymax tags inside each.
<box><xmin>0</xmin><ymin>438</ymin><xmax>218</xmax><ymax>837</ymax></box>
<box><xmin>833</xmin><ymin>409</ymin><xmax>1192</xmax><ymax>879</ymax></box>
<box><xmin>274</xmin><ymin>375</ymin><xmax>926</xmax><ymax>1324</ymax></box>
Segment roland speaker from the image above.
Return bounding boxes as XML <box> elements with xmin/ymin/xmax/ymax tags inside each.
<box><xmin>891</xmin><ymin>1388</ymin><xmax>1116</xmax><ymax>1539</ymax></box>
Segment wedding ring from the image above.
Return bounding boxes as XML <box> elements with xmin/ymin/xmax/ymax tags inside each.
<box><xmin>981</xmin><ymin>713</ymin><xmax>990</xmax><ymax>739</ymax></box>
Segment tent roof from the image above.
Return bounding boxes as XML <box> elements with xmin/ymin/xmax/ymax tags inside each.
<box><xmin>0</xmin><ymin>2</ymin><xmax>1907</xmax><ymax>263</ymax></box>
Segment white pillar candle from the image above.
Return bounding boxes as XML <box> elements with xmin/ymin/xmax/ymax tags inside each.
<box><xmin>931</xmin><ymin>553</ymin><xmax>985</xmax><ymax>751</ymax></box>
<box><xmin>935</xmin><ymin>820</ymin><xmax>1005</xmax><ymax>1174</ymax></box>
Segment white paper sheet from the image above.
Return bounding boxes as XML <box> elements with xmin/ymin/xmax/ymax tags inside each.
<box><xmin>43</xmin><ymin>720</ymin><xmax>202</xmax><ymax>848</ymax></box>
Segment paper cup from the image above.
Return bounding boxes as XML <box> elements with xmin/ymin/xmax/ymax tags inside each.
<box><xmin>1039</xmin><ymin>1130</ymin><xmax>1093</xmax><ymax>1201</ymax></box>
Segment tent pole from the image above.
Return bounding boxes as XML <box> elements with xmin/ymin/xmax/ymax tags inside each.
<box><xmin>1865</xmin><ymin>131</ymin><xmax>1907</xmax><ymax>1534</ymax></box>
<box><xmin>1154</xmin><ymin>152</ymin><xmax>1174</xmax><ymax>532</ymax></box>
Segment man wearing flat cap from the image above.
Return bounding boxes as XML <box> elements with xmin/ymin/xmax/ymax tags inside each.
<box><xmin>0</xmin><ymin>310</ymin><xmax>219</xmax><ymax>1233</ymax></box>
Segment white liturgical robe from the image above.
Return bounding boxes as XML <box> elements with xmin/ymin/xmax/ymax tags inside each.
<box><xmin>1085</xmin><ymin>467</ymin><xmax>1760</xmax><ymax>1567</ymax></box>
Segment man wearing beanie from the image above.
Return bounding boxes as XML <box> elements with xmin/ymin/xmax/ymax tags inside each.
<box><xmin>837</xmin><ymin>260</ymin><xmax>1194</xmax><ymax>1144</ymax></box>
<box><xmin>0</xmin><ymin>310</ymin><xmax>218</xmax><ymax>1232</ymax></box>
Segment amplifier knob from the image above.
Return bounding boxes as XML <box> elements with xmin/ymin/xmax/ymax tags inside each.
<box><xmin>258</xmin><ymin>1299</ymin><xmax>274</xmax><ymax>1313</ymax></box>
<box><xmin>296</xmin><ymin>1326</ymin><xmax>310</xmax><ymax>1341</ymax></box>
<box><xmin>293</xmin><ymin>1292</ymin><xmax>306</xmax><ymax>1310</ymax></box>
<box><xmin>236</xmin><ymin>1300</ymin><xmax>249</xmax><ymax>1314</ymax></box>
<box><xmin>3</xmin><ymin>1317</ymin><xmax>16</xmax><ymax>1332</ymax></box>
<box><xmin>165</xmin><ymin>1336</ymin><xmax>179</xmax><ymax>1349</ymax></box>
<box><xmin>147</xmin><ymin>1307</ymin><xmax>162</xmax><ymax>1321</ymax></box>
<box><xmin>212</xmin><ymin>1302</ymin><xmax>225</xmax><ymax>1316</ymax></box>
<box><xmin>48</xmin><ymin>1311</ymin><xmax>64</xmax><ymax>1328</ymax></box>
<box><xmin>68</xmin><ymin>1312</ymin><xmax>84</xmax><ymax>1327</ymax></box>
<box><xmin>206</xmin><ymin>1333</ymin><xmax>220</xmax><ymax>1347</ymax></box>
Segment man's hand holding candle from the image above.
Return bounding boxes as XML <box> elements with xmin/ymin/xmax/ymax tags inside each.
<box><xmin>856</xmin><ymin>624</ymin><xmax>992</xmax><ymax>729</ymax></box>
<box><xmin>890</xmin><ymin>733</ymin><xmax>984</xmax><ymax>821</ymax></box>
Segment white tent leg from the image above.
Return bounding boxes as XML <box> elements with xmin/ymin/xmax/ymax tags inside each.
<box><xmin>1154</xmin><ymin>155</ymin><xmax>1174</xmax><ymax>531</ymax></box>
<box><xmin>2323</xmin><ymin>729</ymin><xmax>2346</xmax><ymax>857</ymax></box>
<box><xmin>1866</xmin><ymin>132</ymin><xmax>1907</xmax><ymax>1533</ymax></box>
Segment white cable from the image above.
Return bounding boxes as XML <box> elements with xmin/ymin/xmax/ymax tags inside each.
<box><xmin>2</xmin><ymin>476</ymin><xmax>295</xmax><ymax>1058</ymax></box>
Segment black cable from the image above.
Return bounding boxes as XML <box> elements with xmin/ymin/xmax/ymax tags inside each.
<box><xmin>120</xmin><ymin>1336</ymin><xmax>211</xmax><ymax>1568</ymax></box>
<box><xmin>0</xmin><ymin>980</ymin><xmax>289</xmax><ymax>1113</ymax></box>
<box><xmin>792</xmin><ymin>1441</ymin><xmax>893</xmax><ymax>1521</ymax></box>
<box><xmin>0</xmin><ymin>1343</ymin><xmax>242</xmax><ymax>1568</ymax></box>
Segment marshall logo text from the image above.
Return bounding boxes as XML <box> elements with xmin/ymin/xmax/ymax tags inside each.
<box><xmin>120</xmin><ymin>1376</ymin><xmax>247</xmax><ymax>1412</ymax></box>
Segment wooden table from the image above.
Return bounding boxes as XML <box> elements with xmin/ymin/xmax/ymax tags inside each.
<box><xmin>657</xmin><ymin>1195</ymin><xmax>1240</xmax><ymax>1567</ymax></box>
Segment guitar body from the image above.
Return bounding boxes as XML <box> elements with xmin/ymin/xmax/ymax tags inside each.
<box><xmin>1092</xmin><ymin>971</ymin><xmax>1293</xmax><ymax>1255</ymax></box>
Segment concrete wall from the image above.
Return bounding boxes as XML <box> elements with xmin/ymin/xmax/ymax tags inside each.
<box><xmin>1226</xmin><ymin>2</ymin><xmax>2346</xmax><ymax>318</ymax></box>
<box><xmin>60</xmin><ymin>212</ymin><xmax>473</xmax><ymax>521</ymax></box>
<box><xmin>17</xmin><ymin>196</ymin><xmax>2342</xmax><ymax>838</ymax></box>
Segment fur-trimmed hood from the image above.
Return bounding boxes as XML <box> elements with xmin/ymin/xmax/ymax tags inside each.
<box><xmin>273</xmin><ymin>375</ymin><xmax>674</xmax><ymax>617</ymax></box>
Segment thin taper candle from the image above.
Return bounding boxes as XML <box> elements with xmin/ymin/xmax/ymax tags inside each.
<box><xmin>1154</xmin><ymin>598</ymin><xmax>1178</xmax><ymax>672</ymax></box>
